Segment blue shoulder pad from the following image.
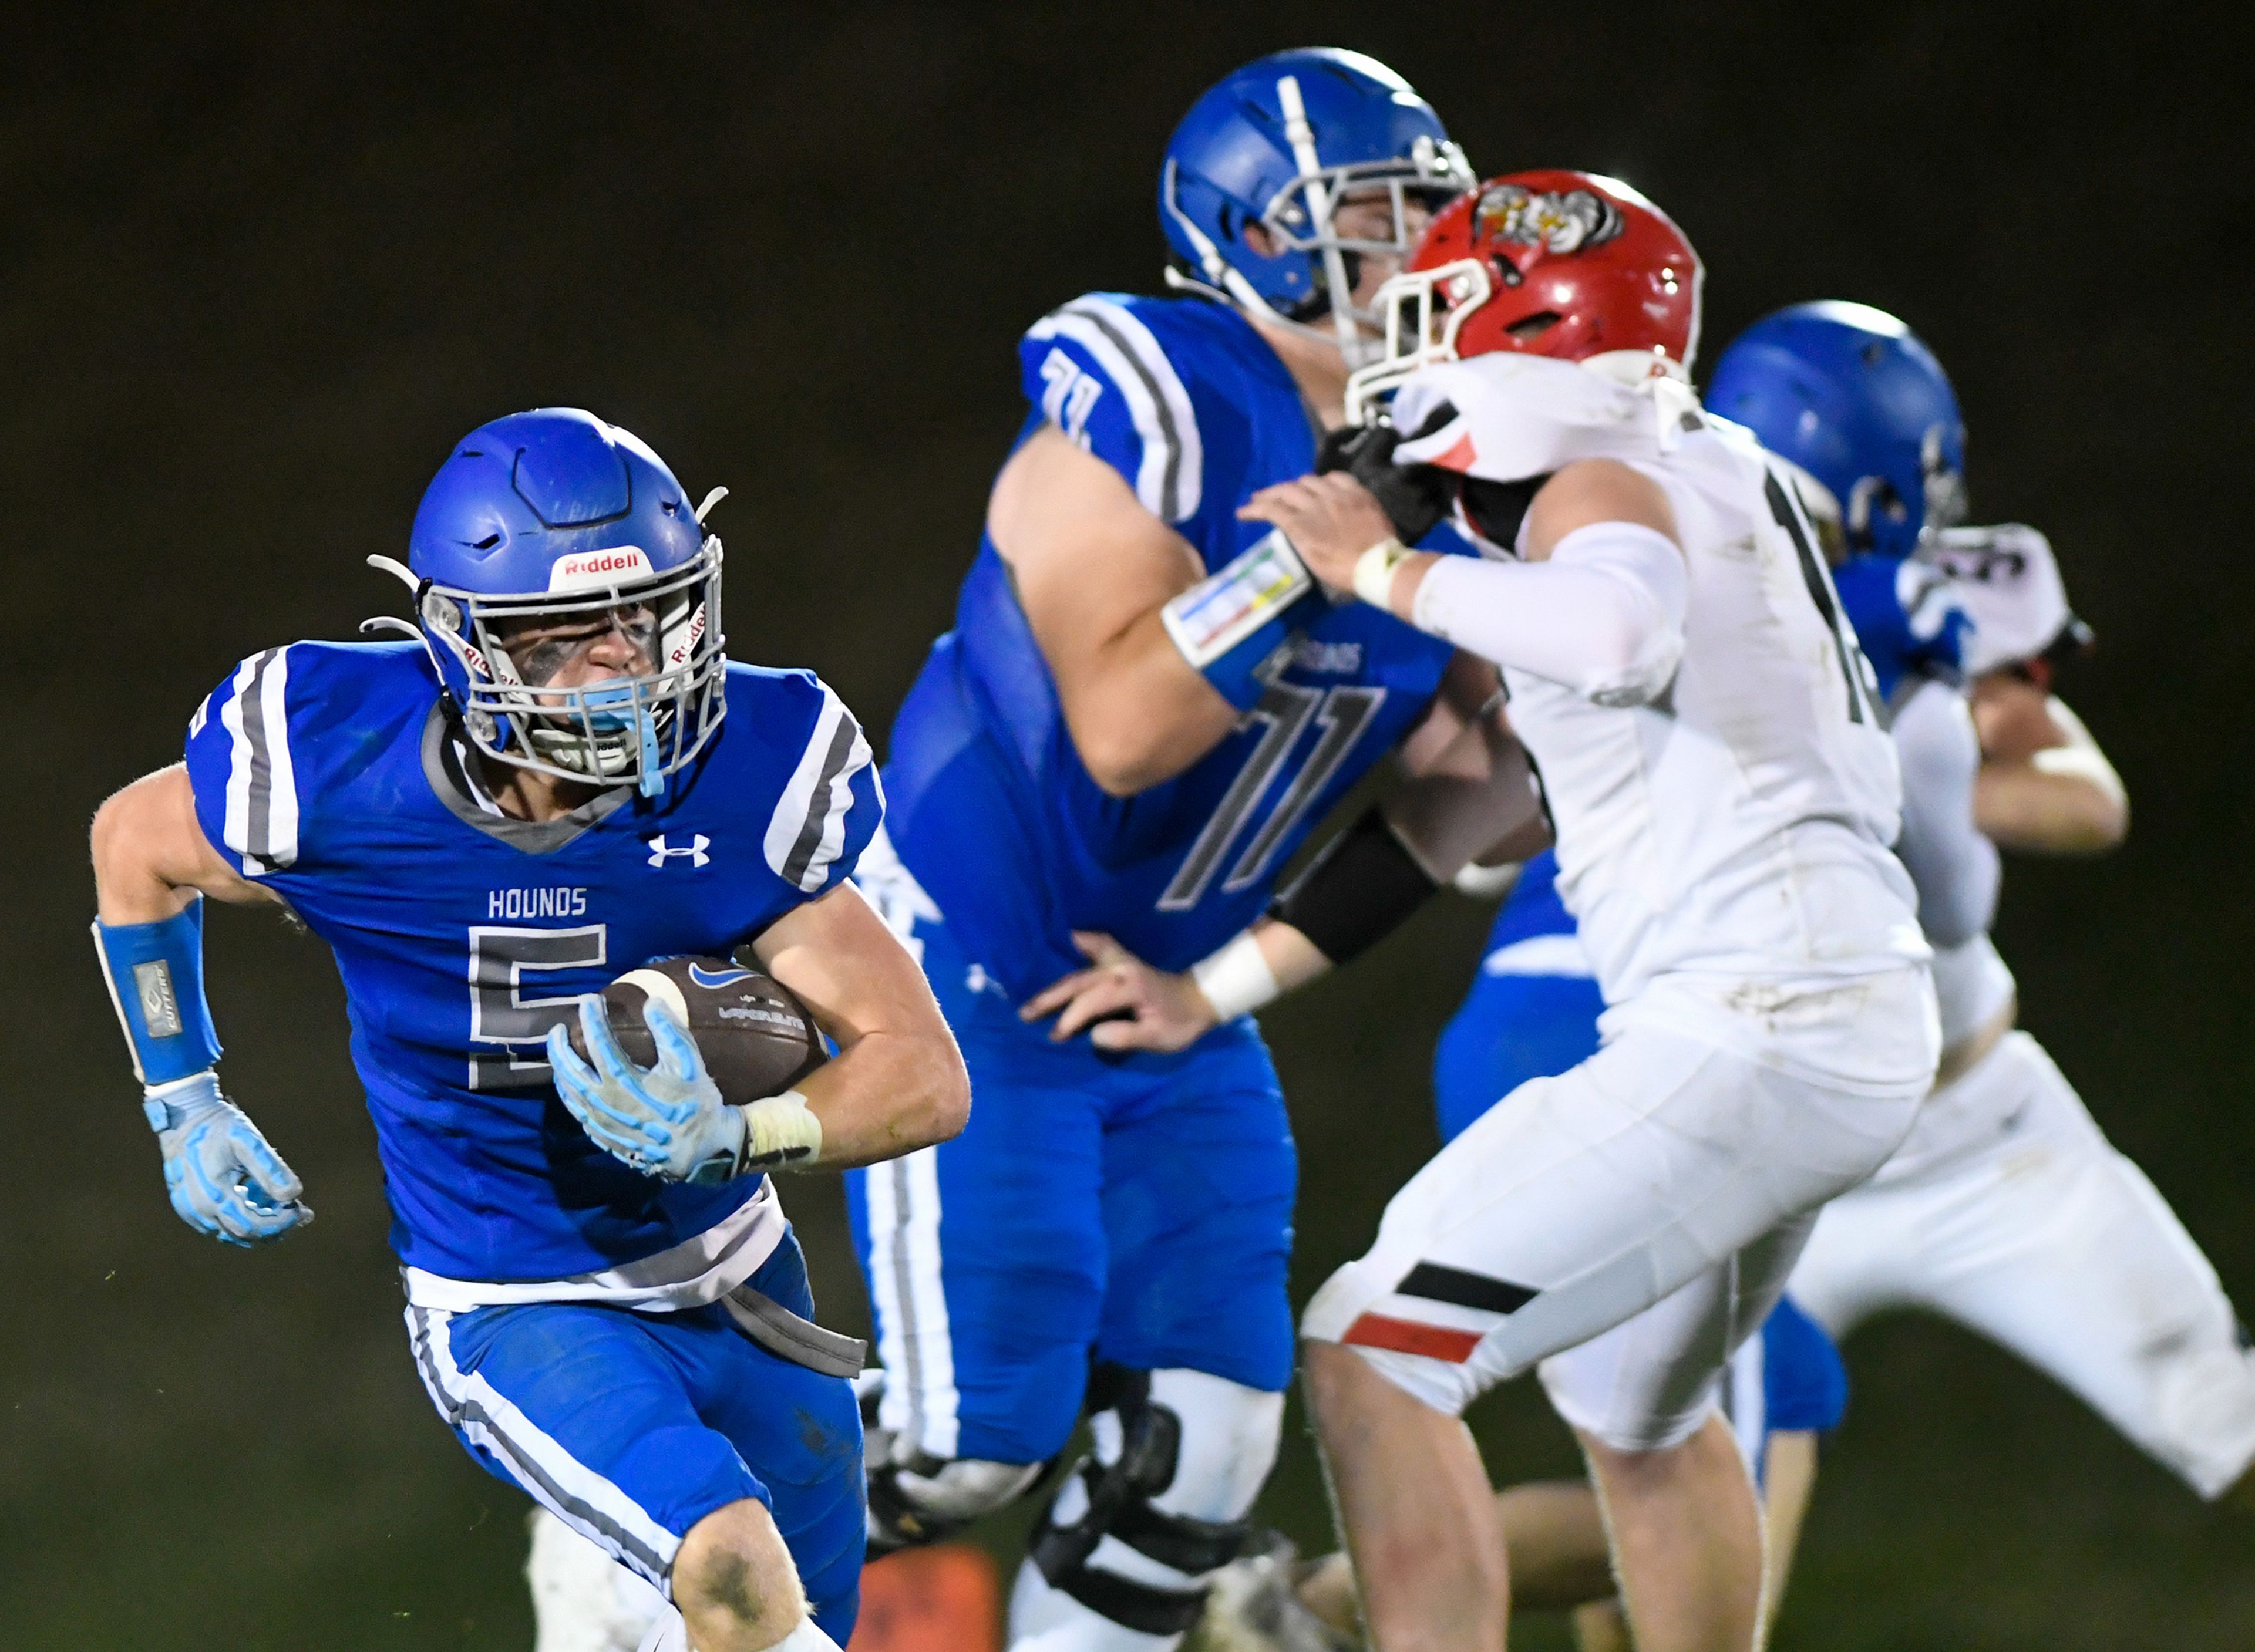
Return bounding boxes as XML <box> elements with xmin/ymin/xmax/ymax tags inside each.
<box><xmin>184</xmin><ymin>645</ymin><xmax>309</xmax><ymax>878</ymax></box>
<box><xmin>183</xmin><ymin>641</ymin><xmax>428</xmax><ymax>879</ymax></box>
<box><xmin>1020</xmin><ymin>293</ymin><xmax>1204</xmax><ymax>526</ymax></box>
<box><xmin>755</xmin><ymin>670</ymin><xmax>884</xmax><ymax>899</ymax></box>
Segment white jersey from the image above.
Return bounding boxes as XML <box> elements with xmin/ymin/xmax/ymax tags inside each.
<box><xmin>1394</xmin><ymin>356</ymin><xmax>1933</xmax><ymax>1090</ymax></box>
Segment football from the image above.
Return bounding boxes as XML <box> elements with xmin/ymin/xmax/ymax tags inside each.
<box><xmin>567</xmin><ymin>955</ymin><xmax>827</xmax><ymax>1104</ymax></box>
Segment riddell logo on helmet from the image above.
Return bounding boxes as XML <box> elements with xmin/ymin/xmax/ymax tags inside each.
<box><xmin>547</xmin><ymin>546</ymin><xmax>652</xmax><ymax>592</ymax></box>
<box><xmin>668</xmin><ymin>604</ymin><xmax>708</xmax><ymax>667</ymax></box>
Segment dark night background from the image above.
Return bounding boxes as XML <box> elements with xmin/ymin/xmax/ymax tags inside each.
<box><xmin>7</xmin><ymin>3</ymin><xmax>2253</xmax><ymax>1647</ymax></box>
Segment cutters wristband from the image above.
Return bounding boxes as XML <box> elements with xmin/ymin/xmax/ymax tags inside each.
<box><xmin>94</xmin><ymin>901</ymin><xmax>223</xmax><ymax>1085</ymax></box>
<box><xmin>1159</xmin><ymin>529</ymin><xmax>1324</xmax><ymax>710</ymax></box>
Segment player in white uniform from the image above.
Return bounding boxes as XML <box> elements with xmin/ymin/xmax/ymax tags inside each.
<box><xmin>1027</xmin><ymin>174</ymin><xmax>1936</xmax><ymax>1652</ymax></box>
<box><xmin>1704</xmin><ymin>302</ymin><xmax>2255</xmax><ymax>1511</ymax></box>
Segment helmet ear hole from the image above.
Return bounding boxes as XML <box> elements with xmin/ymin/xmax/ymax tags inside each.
<box><xmin>1507</xmin><ymin>311</ymin><xmax>1563</xmax><ymax>341</ymax></box>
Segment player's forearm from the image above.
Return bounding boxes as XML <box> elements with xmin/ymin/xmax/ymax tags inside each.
<box><xmin>1190</xmin><ymin>805</ymin><xmax>1450</xmax><ymax>1021</ymax></box>
<box><xmin>1973</xmin><ymin>696</ymin><xmax>2126</xmax><ymax>854</ymax></box>
<box><xmin>792</xmin><ymin>1026</ymin><xmax>969</xmax><ymax>1168</ymax></box>
<box><xmin>1968</xmin><ymin>687</ymin><xmax>2127</xmax><ymax>852</ymax></box>
<box><xmin>1384</xmin><ymin>723</ymin><xmax>1550</xmax><ymax>882</ymax></box>
<box><xmin>1975</xmin><ymin>757</ymin><xmax>2127</xmax><ymax>853</ymax></box>
<box><xmin>1189</xmin><ymin>916</ymin><xmax>1332</xmax><ymax>1023</ymax></box>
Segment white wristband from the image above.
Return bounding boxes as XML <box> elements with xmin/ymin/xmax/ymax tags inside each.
<box><xmin>1451</xmin><ymin>859</ymin><xmax>1524</xmax><ymax>899</ymax></box>
<box><xmin>1351</xmin><ymin>538</ymin><xmax>1412</xmax><ymax>609</ymax></box>
<box><xmin>736</xmin><ymin>1090</ymin><xmax>823</xmax><ymax>1172</ymax></box>
<box><xmin>1190</xmin><ymin>932</ymin><xmax>1282</xmax><ymax>1023</ymax></box>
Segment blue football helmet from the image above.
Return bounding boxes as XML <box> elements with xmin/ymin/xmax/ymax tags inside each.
<box><xmin>1160</xmin><ymin>48</ymin><xmax>1473</xmax><ymax>363</ymax></box>
<box><xmin>1706</xmin><ymin>301</ymin><xmax>1968</xmax><ymax>558</ymax></box>
<box><xmin>366</xmin><ymin>408</ymin><xmax>727</xmax><ymax>798</ymax></box>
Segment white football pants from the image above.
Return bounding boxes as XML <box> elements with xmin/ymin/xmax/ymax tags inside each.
<box><xmin>1304</xmin><ymin>1021</ymin><xmax>1926</xmax><ymax>1447</ymax></box>
<box><xmin>1789</xmin><ymin>1030</ymin><xmax>2255</xmax><ymax>1499</ymax></box>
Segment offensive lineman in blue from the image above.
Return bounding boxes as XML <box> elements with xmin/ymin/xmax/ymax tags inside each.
<box><xmin>89</xmin><ymin>409</ymin><xmax>970</xmax><ymax>1652</ymax></box>
<box><xmin>844</xmin><ymin>49</ymin><xmax>1534</xmax><ymax>1650</ymax></box>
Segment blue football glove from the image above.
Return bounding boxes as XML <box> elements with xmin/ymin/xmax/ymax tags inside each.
<box><xmin>143</xmin><ymin>1071</ymin><xmax>314</xmax><ymax>1246</ymax></box>
<box><xmin>547</xmin><ymin>997</ymin><xmax>747</xmax><ymax>1184</ymax></box>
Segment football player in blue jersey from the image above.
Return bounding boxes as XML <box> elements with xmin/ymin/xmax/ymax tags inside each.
<box><xmin>89</xmin><ymin>408</ymin><xmax>969</xmax><ymax>1652</ymax></box>
<box><xmin>843</xmin><ymin>48</ymin><xmax>1546</xmax><ymax>1651</ymax></box>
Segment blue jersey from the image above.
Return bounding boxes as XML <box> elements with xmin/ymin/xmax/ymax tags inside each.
<box><xmin>883</xmin><ymin>292</ymin><xmax>1463</xmax><ymax>999</ymax></box>
<box><xmin>183</xmin><ymin>642</ymin><xmax>881</xmax><ymax>1286</ymax></box>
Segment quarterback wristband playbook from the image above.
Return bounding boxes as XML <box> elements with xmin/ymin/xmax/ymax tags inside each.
<box><xmin>1160</xmin><ymin>530</ymin><xmax>1324</xmax><ymax>710</ymax></box>
<box><xmin>93</xmin><ymin>899</ymin><xmax>224</xmax><ymax>1086</ymax></box>
<box><xmin>1271</xmin><ymin>807</ymin><xmax>1442</xmax><ymax>966</ymax></box>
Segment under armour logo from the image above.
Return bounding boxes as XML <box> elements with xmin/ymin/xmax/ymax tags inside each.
<box><xmin>646</xmin><ymin>833</ymin><xmax>711</xmax><ymax>868</ymax></box>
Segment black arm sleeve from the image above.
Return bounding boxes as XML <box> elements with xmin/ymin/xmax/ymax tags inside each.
<box><xmin>1270</xmin><ymin>807</ymin><xmax>1442</xmax><ymax>966</ymax></box>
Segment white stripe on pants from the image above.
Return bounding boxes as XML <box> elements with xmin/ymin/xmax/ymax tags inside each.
<box><xmin>859</xmin><ymin>1146</ymin><xmax>962</xmax><ymax>1459</ymax></box>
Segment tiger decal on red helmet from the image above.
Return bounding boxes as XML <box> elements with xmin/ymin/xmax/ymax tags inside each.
<box><xmin>1345</xmin><ymin>168</ymin><xmax>1704</xmax><ymax>422</ymax></box>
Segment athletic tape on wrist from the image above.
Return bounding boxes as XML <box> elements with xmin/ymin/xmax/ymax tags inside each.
<box><xmin>1351</xmin><ymin>538</ymin><xmax>1412</xmax><ymax>609</ymax></box>
<box><xmin>1190</xmin><ymin>932</ymin><xmax>1282</xmax><ymax>1023</ymax></box>
<box><xmin>1160</xmin><ymin>529</ymin><xmax>1321</xmax><ymax>710</ymax></box>
<box><xmin>735</xmin><ymin>1090</ymin><xmax>823</xmax><ymax>1174</ymax></box>
<box><xmin>93</xmin><ymin>900</ymin><xmax>223</xmax><ymax>1085</ymax></box>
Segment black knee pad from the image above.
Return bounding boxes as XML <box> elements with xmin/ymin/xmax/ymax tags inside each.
<box><xmin>1029</xmin><ymin>1364</ymin><xmax>1254</xmax><ymax>1635</ymax></box>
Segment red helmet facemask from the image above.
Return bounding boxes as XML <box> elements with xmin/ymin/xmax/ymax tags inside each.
<box><xmin>1345</xmin><ymin>169</ymin><xmax>1704</xmax><ymax>423</ymax></box>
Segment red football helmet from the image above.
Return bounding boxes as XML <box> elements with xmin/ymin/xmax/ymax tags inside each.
<box><xmin>1345</xmin><ymin>169</ymin><xmax>1704</xmax><ymax>421</ymax></box>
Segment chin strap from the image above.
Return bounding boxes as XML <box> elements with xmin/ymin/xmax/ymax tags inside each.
<box><xmin>361</xmin><ymin>555</ymin><xmax>462</xmax><ymax>717</ymax></box>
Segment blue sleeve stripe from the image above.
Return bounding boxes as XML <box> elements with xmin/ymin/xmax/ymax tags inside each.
<box><xmin>1026</xmin><ymin>298</ymin><xmax>1203</xmax><ymax>523</ymax></box>
<box><xmin>765</xmin><ymin>687</ymin><xmax>876</xmax><ymax>893</ymax></box>
<box><xmin>218</xmin><ymin>646</ymin><xmax>299</xmax><ymax>875</ymax></box>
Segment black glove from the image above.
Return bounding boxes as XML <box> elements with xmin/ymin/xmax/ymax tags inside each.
<box><xmin>1315</xmin><ymin>417</ymin><xmax>1457</xmax><ymax>545</ymax></box>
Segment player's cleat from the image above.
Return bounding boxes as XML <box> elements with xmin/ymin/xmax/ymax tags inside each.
<box><xmin>1193</xmin><ymin>1532</ymin><xmax>1356</xmax><ymax>1652</ymax></box>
